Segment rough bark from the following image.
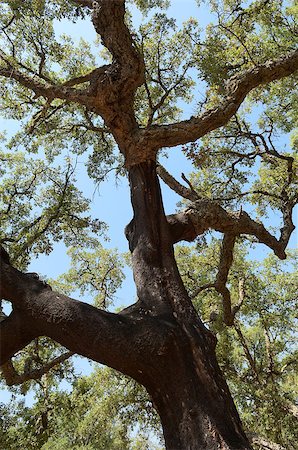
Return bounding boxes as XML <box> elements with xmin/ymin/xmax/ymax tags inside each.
<box><xmin>0</xmin><ymin>261</ymin><xmax>171</xmax><ymax>381</ymax></box>
<box><xmin>166</xmin><ymin>203</ymin><xmax>289</xmax><ymax>259</ymax></box>
<box><xmin>124</xmin><ymin>161</ymin><xmax>251</xmax><ymax>449</ymax></box>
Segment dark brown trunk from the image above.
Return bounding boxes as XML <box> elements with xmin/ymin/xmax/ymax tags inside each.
<box><xmin>126</xmin><ymin>161</ymin><xmax>251</xmax><ymax>450</ymax></box>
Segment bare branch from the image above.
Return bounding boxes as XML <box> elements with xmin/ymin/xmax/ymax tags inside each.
<box><xmin>140</xmin><ymin>49</ymin><xmax>298</xmax><ymax>150</ymax></box>
<box><xmin>156</xmin><ymin>164</ymin><xmax>199</xmax><ymax>201</ymax></box>
<box><xmin>167</xmin><ymin>200</ymin><xmax>292</xmax><ymax>259</ymax></box>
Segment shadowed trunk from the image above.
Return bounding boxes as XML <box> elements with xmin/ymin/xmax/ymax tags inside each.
<box><xmin>125</xmin><ymin>160</ymin><xmax>251</xmax><ymax>450</ymax></box>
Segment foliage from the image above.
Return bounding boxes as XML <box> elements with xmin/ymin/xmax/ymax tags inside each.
<box><xmin>0</xmin><ymin>367</ymin><xmax>163</xmax><ymax>450</ymax></box>
<box><xmin>52</xmin><ymin>245</ymin><xmax>125</xmax><ymax>309</ymax></box>
<box><xmin>0</xmin><ymin>148</ymin><xmax>104</xmax><ymax>270</ymax></box>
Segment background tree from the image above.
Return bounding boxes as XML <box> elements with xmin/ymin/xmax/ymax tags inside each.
<box><xmin>0</xmin><ymin>1</ymin><xmax>297</xmax><ymax>449</ymax></box>
<box><xmin>1</xmin><ymin>366</ymin><xmax>163</xmax><ymax>450</ymax></box>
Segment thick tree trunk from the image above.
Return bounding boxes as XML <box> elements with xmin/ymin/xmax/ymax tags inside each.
<box><xmin>126</xmin><ymin>161</ymin><xmax>251</xmax><ymax>450</ymax></box>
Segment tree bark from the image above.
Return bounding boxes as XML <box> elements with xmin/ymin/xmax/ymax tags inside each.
<box><xmin>125</xmin><ymin>160</ymin><xmax>251</xmax><ymax>450</ymax></box>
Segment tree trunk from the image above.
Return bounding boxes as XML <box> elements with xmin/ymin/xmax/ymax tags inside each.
<box><xmin>125</xmin><ymin>160</ymin><xmax>251</xmax><ymax>450</ymax></box>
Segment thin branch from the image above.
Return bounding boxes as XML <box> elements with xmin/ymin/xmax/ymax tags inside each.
<box><xmin>156</xmin><ymin>164</ymin><xmax>199</xmax><ymax>201</ymax></box>
<box><xmin>234</xmin><ymin>321</ymin><xmax>260</xmax><ymax>381</ymax></box>
<box><xmin>263</xmin><ymin>324</ymin><xmax>275</xmax><ymax>378</ymax></box>
<box><xmin>1</xmin><ymin>14</ymin><xmax>15</xmax><ymax>31</ymax></box>
<box><xmin>83</xmin><ymin>108</ymin><xmax>110</xmax><ymax>133</ymax></box>
<box><xmin>146</xmin><ymin>64</ymin><xmax>191</xmax><ymax>126</ymax></box>
<box><xmin>1</xmin><ymin>351</ymin><xmax>74</xmax><ymax>386</ymax></box>
<box><xmin>190</xmin><ymin>283</ymin><xmax>215</xmax><ymax>299</ymax></box>
<box><xmin>181</xmin><ymin>173</ymin><xmax>197</xmax><ymax>195</ymax></box>
<box><xmin>218</xmin><ymin>22</ymin><xmax>256</xmax><ymax>66</ymax></box>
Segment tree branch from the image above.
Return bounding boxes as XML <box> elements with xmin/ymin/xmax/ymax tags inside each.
<box><xmin>140</xmin><ymin>49</ymin><xmax>298</xmax><ymax>150</ymax></box>
<box><xmin>91</xmin><ymin>0</ymin><xmax>144</xmax><ymax>90</ymax></box>
<box><xmin>0</xmin><ymin>57</ymin><xmax>93</xmax><ymax>106</ymax></box>
<box><xmin>167</xmin><ymin>200</ymin><xmax>291</xmax><ymax>260</ymax></box>
<box><xmin>156</xmin><ymin>163</ymin><xmax>199</xmax><ymax>201</ymax></box>
<box><xmin>234</xmin><ymin>321</ymin><xmax>260</xmax><ymax>381</ymax></box>
<box><xmin>214</xmin><ymin>233</ymin><xmax>236</xmax><ymax>326</ymax></box>
<box><xmin>1</xmin><ymin>351</ymin><xmax>74</xmax><ymax>386</ymax></box>
<box><xmin>0</xmin><ymin>310</ymin><xmax>36</xmax><ymax>363</ymax></box>
<box><xmin>247</xmin><ymin>433</ymin><xmax>287</xmax><ymax>450</ymax></box>
<box><xmin>0</xmin><ymin>259</ymin><xmax>170</xmax><ymax>380</ymax></box>
<box><xmin>61</xmin><ymin>67</ymin><xmax>108</xmax><ymax>87</ymax></box>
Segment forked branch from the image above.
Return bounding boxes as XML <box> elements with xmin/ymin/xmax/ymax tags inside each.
<box><xmin>167</xmin><ymin>200</ymin><xmax>292</xmax><ymax>260</ymax></box>
<box><xmin>1</xmin><ymin>351</ymin><xmax>74</xmax><ymax>386</ymax></box>
<box><xmin>0</xmin><ymin>55</ymin><xmax>94</xmax><ymax>106</ymax></box>
<box><xmin>140</xmin><ymin>49</ymin><xmax>298</xmax><ymax>150</ymax></box>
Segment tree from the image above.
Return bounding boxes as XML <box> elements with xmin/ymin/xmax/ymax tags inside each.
<box><xmin>1</xmin><ymin>365</ymin><xmax>163</xmax><ymax>449</ymax></box>
<box><xmin>0</xmin><ymin>1</ymin><xmax>297</xmax><ymax>449</ymax></box>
